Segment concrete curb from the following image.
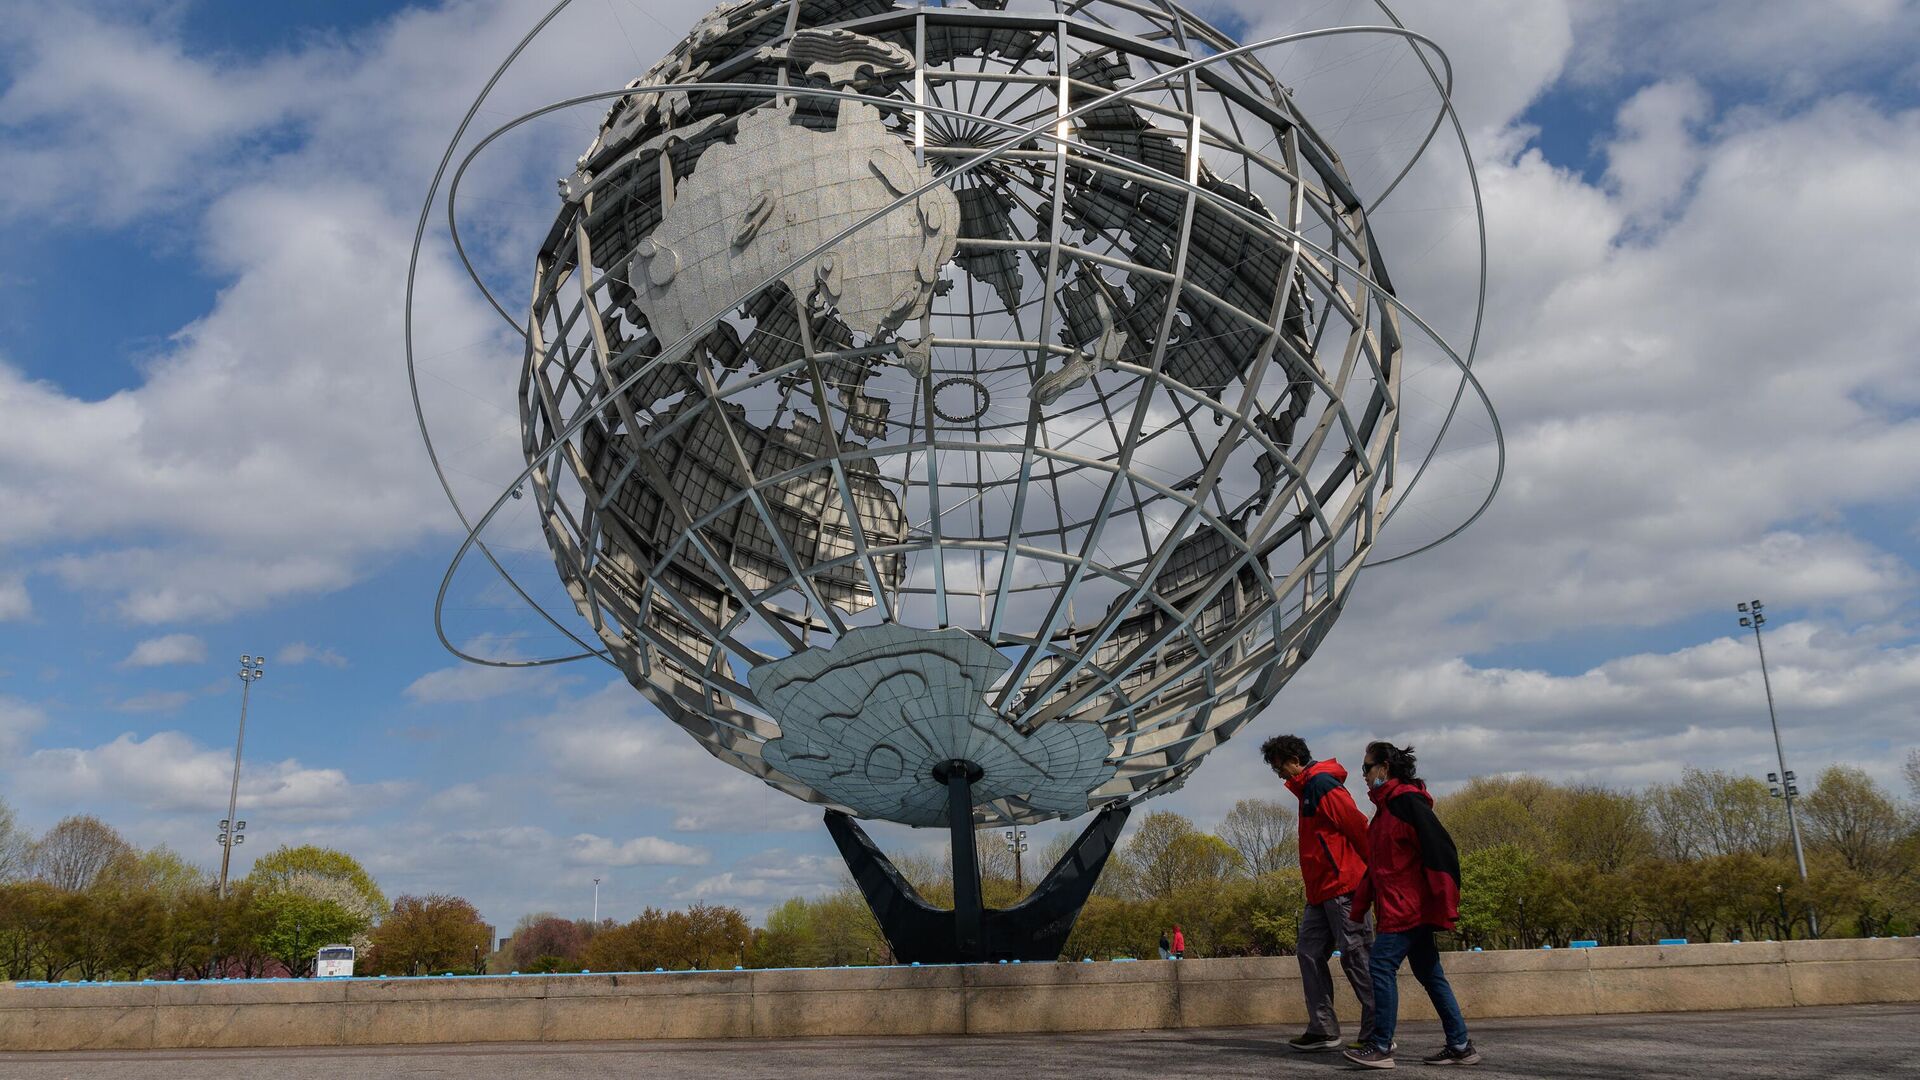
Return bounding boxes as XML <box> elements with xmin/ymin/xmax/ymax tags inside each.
<box><xmin>1</xmin><ymin>938</ymin><xmax>1915</xmax><ymax>1051</ymax></box>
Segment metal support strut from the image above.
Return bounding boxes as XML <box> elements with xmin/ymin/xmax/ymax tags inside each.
<box><xmin>934</xmin><ymin>759</ymin><xmax>986</xmax><ymax>957</ymax></box>
<box><xmin>826</xmin><ymin>791</ymin><xmax>1131</xmax><ymax>965</ymax></box>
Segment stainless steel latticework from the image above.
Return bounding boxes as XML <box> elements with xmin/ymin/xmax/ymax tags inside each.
<box><xmin>411</xmin><ymin>0</ymin><xmax>1499</xmax><ymax>828</ymax></box>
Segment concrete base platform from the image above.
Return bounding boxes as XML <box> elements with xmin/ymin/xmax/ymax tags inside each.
<box><xmin>0</xmin><ymin>1004</ymin><xmax>1914</xmax><ymax>1078</ymax></box>
<box><xmin>2</xmin><ymin>937</ymin><xmax>1916</xmax><ymax>1052</ymax></box>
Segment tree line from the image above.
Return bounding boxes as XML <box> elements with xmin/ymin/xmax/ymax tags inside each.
<box><xmin>1063</xmin><ymin>760</ymin><xmax>1920</xmax><ymax>959</ymax></box>
<box><xmin>0</xmin><ymin>805</ymin><xmax>489</xmax><ymax>981</ymax></box>
<box><xmin>4</xmin><ymin>754</ymin><xmax>1916</xmax><ymax>980</ymax></box>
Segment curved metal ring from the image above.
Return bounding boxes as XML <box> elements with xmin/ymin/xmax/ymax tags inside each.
<box><xmin>931</xmin><ymin>376</ymin><xmax>991</xmax><ymax>425</ymax></box>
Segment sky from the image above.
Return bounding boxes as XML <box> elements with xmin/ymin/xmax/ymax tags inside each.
<box><xmin>2</xmin><ymin>0</ymin><xmax>1919</xmax><ymax>934</ymax></box>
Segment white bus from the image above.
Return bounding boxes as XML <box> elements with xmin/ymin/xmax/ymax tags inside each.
<box><xmin>315</xmin><ymin>945</ymin><xmax>356</xmax><ymax>978</ymax></box>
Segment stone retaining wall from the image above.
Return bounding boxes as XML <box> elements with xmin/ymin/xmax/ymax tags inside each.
<box><xmin>1</xmin><ymin>937</ymin><xmax>1914</xmax><ymax>1051</ymax></box>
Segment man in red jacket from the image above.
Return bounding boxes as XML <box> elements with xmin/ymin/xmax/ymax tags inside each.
<box><xmin>1345</xmin><ymin>741</ymin><xmax>1479</xmax><ymax>1069</ymax></box>
<box><xmin>1262</xmin><ymin>734</ymin><xmax>1375</xmax><ymax>1053</ymax></box>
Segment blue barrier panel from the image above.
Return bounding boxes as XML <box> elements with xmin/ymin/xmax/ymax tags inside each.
<box><xmin>1570</xmin><ymin>940</ymin><xmax>1598</xmax><ymax>949</ymax></box>
<box><xmin>1658</xmin><ymin>938</ymin><xmax>1688</xmax><ymax>946</ymax></box>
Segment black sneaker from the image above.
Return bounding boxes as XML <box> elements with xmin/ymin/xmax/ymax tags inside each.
<box><xmin>1351</xmin><ymin>1039</ymin><xmax>1397</xmax><ymax>1053</ymax></box>
<box><xmin>1289</xmin><ymin>1031</ymin><xmax>1343</xmax><ymax>1052</ymax></box>
<box><xmin>1343</xmin><ymin>1044</ymin><xmax>1396</xmax><ymax>1069</ymax></box>
<box><xmin>1421</xmin><ymin>1042</ymin><xmax>1481</xmax><ymax>1066</ymax></box>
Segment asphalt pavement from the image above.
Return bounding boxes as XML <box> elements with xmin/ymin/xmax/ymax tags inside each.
<box><xmin>1</xmin><ymin>1004</ymin><xmax>1909</xmax><ymax>1078</ymax></box>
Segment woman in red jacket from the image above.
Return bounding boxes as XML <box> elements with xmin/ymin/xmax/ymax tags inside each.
<box><xmin>1344</xmin><ymin>742</ymin><xmax>1480</xmax><ymax>1069</ymax></box>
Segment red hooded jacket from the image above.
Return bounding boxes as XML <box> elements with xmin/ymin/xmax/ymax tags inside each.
<box><xmin>1283</xmin><ymin>759</ymin><xmax>1370</xmax><ymax>904</ymax></box>
<box><xmin>1352</xmin><ymin>777</ymin><xmax>1462</xmax><ymax>934</ymax></box>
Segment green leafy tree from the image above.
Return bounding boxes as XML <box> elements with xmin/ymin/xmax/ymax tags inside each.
<box><xmin>1455</xmin><ymin>844</ymin><xmax>1533</xmax><ymax>950</ymax></box>
<box><xmin>1801</xmin><ymin>765</ymin><xmax>1905</xmax><ymax>874</ymax></box>
<box><xmin>1555</xmin><ymin>786</ymin><xmax>1651</xmax><ymax>872</ymax></box>
<box><xmin>244</xmin><ymin>846</ymin><xmax>387</xmax><ymax>916</ymax></box>
<box><xmin>0</xmin><ymin>882</ymin><xmax>67</xmax><ymax>980</ymax></box>
<box><xmin>1438</xmin><ymin>776</ymin><xmax>1563</xmax><ymax>855</ymax></box>
<box><xmin>255</xmin><ymin>889</ymin><xmax>369</xmax><ymax>977</ymax></box>
<box><xmin>749</xmin><ymin>897</ymin><xmax>820</xmax><ymax>968</ymax></box>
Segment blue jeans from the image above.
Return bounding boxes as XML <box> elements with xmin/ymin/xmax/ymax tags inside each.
<box><xmin>1369</xmin><ymin>927</ymin><xmax>1469</xmax><ymax>1051</ymax></box>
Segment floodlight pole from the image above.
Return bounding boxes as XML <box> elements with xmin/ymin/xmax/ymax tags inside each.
<box><xmin>1737</xmin><ymin>600</ymin><xmax>1816</xmax><ymax>936</ymax></box>
<box><xmin>218</xmin><ymin>654</ymin><xmax>265</xmax><ymax>900</ymax></box>
<box><xmin>592</xmin><ymin>878</ymin><xmax>601</xmax><ymax>924</ymax></box>
<box><xmin>1004</xmin><ymin>827</ymin><xmax>1028</xmax><ymax>893</ymax></box>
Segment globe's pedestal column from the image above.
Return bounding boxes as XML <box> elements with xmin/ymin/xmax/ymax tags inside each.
<box><xmin>935</xmin><ymin>759</ymin><xmax>986</xmax><ymax>958</ymax></box>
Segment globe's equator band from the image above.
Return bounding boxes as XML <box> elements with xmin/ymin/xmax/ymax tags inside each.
<box><xmin>406</xmin><ymin>0</ymin><xmax>1503</xmax><ymax>830</ymax></box>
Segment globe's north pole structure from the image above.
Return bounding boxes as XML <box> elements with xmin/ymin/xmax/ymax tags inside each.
<box><xmin>415</xmin><ymin>0</ymin><xmax>1496</xmax><ymax>962</ymax></box>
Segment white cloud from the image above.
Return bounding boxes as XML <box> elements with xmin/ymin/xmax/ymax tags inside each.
<box><xmin>1605</xmin><ymin>79</ymin><xmax>1710</xmax><ymax>225</ymax></box>
<box><xmin>0</xmin><ymin>0</ymin><xmax>722</xmax><ymax>625</ymax></box>
<box><xmin>0</xmin><ymin>575</ymin><xmax>30</xmax><ymax>621</ymax></box>
<box><xmin>0</xmin><ymin>697</ymin><xmax>47</xmax><ymax>757</ymax></box>
<box><xmin>0</xmin><ymin>6</ymin><xmax>325</xmax><ymax>224</ymax></box>
<box><xmin>405</xmin><ymin>651</ymin><xmax>564</xmax><ymax>704</ymax></box>
<box><xmin>564</xmin><ymin>832</ymin><xmax>708</xmax><ymax>868</ymax></box>
<box><xmin>421</xmin><ymin>782</ymin><xmax>488</xmax><ymax>816</ymax></box>
<box><xmin>274</xmin><ymin>642</ymin><xmax>349</xmax><ymax>668</ymax></box>
<box><xmin>17</xmin><ymin>730</ymin><xmax>404</xmax><ymax>821</ymax></box>
<box><xmin>112</xmin><ymin>689</ymin><xmax>193</xmax><ymax>713</ymax></box>
<box><xmin>121</xmin><ymin>632</ymin><xmax>207</xmax><ymax>667</ymax></box>
<box><xmin>667</xmin><ymin>851</ymin><xmax>846</xmax><ymax>906</ymax></box>
<box><xmin>535</xmin><ymin>681</ymin><xmax>816</xmax><ymax>833</ymax></box>
<box><xmin>1568</xmin><ymin>0</ymin><xmax>1920</xmax><ymax>97</ymax></box>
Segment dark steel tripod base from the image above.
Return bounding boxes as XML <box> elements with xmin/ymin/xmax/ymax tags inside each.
<box><xmin>825</xmin><ymin>766</ymin><xmax>1130</xmax><ymax>964</ymax></box>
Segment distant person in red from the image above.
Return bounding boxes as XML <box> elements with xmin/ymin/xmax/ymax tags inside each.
<box><xmin>1344</xmin><ymin>742</ymin><xmax>1479</xmax><ymax>1069</ymax></box>
<box><xmin>1170</xmin><ymin>925</ymin><xmax>1185</xmax><ymax>959</ymax></box>
<box><xmin>1262</xmin><ymin>734</ymin><xmax>1375</xmax><ymax>1053</ymax></box>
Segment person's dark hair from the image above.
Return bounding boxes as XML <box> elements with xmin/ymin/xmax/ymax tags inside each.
<box><xmin>1364</xmin><ymin>741</ymin><xmax>1418</xmax><ymax>781</ymax></box>
<box><xmin>1260</xmin><ymin>734</ymin><xmax>1311</xmax><ymax>769</ymax></box>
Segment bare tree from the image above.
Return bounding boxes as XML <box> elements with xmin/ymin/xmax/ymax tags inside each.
<box><xmin>0</xmin><ymin>797</ymin><xmax>29</xmax><ymax>882</ymax></box>
<box><xmin>1218</xmin><ymin>798</ymin><xmax>1297</xmax><ymax>876</ymax></box>
<box><xmin>1647</xmin><ymin>769</ymin><xmax>1784</xmax><ymax>860</ymax></box>
<box><xmin>1904</xmin><ymin>749</ymin><xmax>1920</xmax><ymax>804</ymax></box>
<box><xmin>30</xmin><ymin>815</ymin><xmax>130</xmax><ymax>891</ymax></box>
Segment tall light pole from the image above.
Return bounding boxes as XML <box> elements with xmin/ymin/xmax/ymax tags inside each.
<box><xmin>1003</xmin><ymin>827</ymin><xmax>1028</xmax><ymax>893</ymax></box>
<box><xmin>1737</xmin><ymin>600</ymin><xmax>1817</xmax><ymax>936</ymax></box>
<box><xmin>217</xmin><ymin>654</ymin><xmax>265</xmax><ymax>899</ymax></box>
<box><xmin>592</xmin><ymin>878</ymin><xmax>601</xmax><ymax>924</ymax></box>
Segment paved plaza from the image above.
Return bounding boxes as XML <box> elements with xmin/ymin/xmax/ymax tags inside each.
<box><xmin>1</xmin><ymin>1004</ymin><xmax>1909</xmax><ymax>1079</ymax></box>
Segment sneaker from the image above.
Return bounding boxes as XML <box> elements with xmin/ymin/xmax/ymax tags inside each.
<box><xmin>1343</xmin><ymin>1044</ymin><xmax>1396</xmax><ymax>1069</ymax></box>
<box><xmin>1421</xmin><ymin>1042</ymin><xmax>1481</xmax><ymax>1066</ymax></box>
<box><xmin>1351</xmin><ymin>1040</ymin><xmax>1397</xmax><ymax>1053</ymax></box>
<box><xmin>1289</xmin><ymin>1031</ymin><xmax>1343</xmax><ymax>1052</ymax></box>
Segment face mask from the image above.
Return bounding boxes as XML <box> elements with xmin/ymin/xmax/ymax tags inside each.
<box><xmin>1367</xmin><ymin>774</ymin><xmax>1386</xmax><ymax>790</ymax></box>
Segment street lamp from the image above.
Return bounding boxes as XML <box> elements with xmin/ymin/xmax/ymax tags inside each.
<box><xmin>1003</xmin><ymin>827</ymin><xmax>1029</xmax><ymax>893</ymax></box>
<box><xmin>1736</xmin><ymin>600</ymin><xmax>1817</xmax><ymax>936</ymax></box>
<box><xmin>217</xmin><ymin>654</ymin><xmax>265</xmax><ymax>900</ymax></box>
<box><xmin>592</xmin><ymin>878</ymin><xmax>601</xmax><ymax>925</ymax></box>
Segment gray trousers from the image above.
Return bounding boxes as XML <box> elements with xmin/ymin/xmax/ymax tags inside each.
<box><xmin>1298</xmin><ymin>892</ymin><xmax>1375</xmax><ymax>1041</ymax></box>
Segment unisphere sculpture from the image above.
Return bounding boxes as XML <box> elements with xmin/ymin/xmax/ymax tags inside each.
<box><xmin>411</xmin><ymin>0</ymin><xmax>1500</xmax><ymax>963</ymax></box>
